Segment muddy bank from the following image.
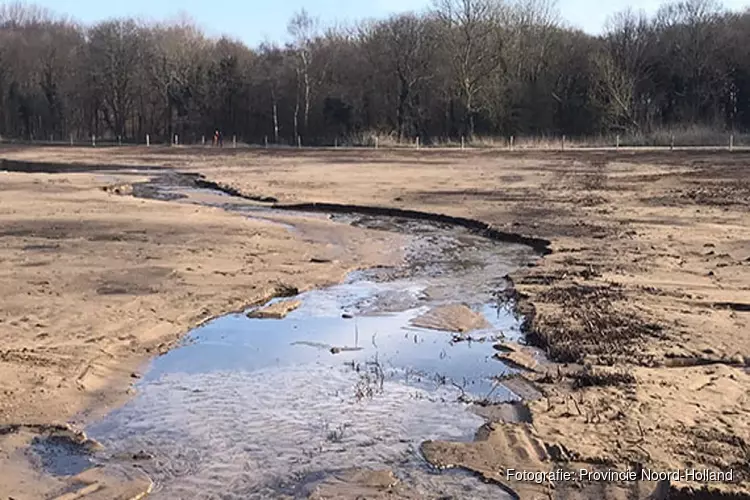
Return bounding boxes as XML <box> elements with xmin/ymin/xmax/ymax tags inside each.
<box><xmin>275</xmin><ymin>202</ymin><xmax>552</xmax><ymax>255</ymax></box>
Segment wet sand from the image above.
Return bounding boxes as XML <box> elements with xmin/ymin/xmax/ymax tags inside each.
<box><xmin>1</xmin><ymin>146</ymin><xmax>749</xmax><ymax>499</ymax></box>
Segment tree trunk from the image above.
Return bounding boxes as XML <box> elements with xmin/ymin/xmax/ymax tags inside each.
<box><xmin>303</xmin><ymin>56</ymin><xmax>310</xmax><ymax>136</ymax></box>
<box><xmin>271</xmin><ymin>88</ymin><xmax>279</xmax><ymax>144</ymax></box>
<box><xmin>294</xmin><ymin>68</ymin><xmax>301</xmax><ymax>142</ymax></box>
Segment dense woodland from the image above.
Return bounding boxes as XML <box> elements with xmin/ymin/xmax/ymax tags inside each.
<box><xmin>0</xmin><ymin>0</ymin><xmax>749</xmax><ymax>145</ymax></box>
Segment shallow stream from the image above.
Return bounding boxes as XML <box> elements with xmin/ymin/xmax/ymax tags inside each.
<box><xmin>35</xmin><ymin>174</ymin><xmax>540</xmax><ymax>498</ymax></box>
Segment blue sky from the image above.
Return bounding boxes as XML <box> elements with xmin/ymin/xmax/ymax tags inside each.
<box><xmin>34</xmin><ymin>0</ymin><xmax>750</xmax><ymax>46</ymax></box>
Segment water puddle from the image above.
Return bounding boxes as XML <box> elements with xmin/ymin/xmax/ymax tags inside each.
<box><xmin>38</xmin><ymin>177</ymin><xmax>538</xmax><ymax>498</ymax></box>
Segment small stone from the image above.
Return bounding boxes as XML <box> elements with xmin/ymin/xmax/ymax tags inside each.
<box><xmin>132</xmin><ymin>450</ymin><xmax>154</xmax><ymax>461</ymax></box>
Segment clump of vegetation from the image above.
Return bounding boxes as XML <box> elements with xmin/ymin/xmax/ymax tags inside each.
<box><xmin>325</xmin><ymin>422</ymin><xmax>350</xmax><ymax>443</ymax></box>
<box><xmin>354</xmin><ymin>356</ymin><xmax>385</xmax><ymax>401</ymax></box>
<box><xmin>273</xmin><ymin>283</ymin><xmax>299</xmax><ymax>298</ymax></box>
<box><xmin>571</xmin><ymin>367</ymin><xmax>636</xmax><ymax>389</ymax></box>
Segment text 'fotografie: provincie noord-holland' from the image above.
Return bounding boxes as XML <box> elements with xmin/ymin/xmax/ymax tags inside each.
<box><xmin>506</xmin><ymin>468</ymin><xmax>735</xmax><ymax>484</ymax></box>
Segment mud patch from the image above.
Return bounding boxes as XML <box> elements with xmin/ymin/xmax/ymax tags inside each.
<box><xmin>29</xmin><ymin>435</ymin><xmax>96</xmax><ymax>476</ymax></box>
<box><xmin>0</xmin><ymin>424</ymin><xmax>102</xmax><ymax>477</ymax></box>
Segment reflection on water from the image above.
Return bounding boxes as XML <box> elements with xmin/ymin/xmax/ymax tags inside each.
<box><xmin>84</xmin><ymin>216</ymin><xmax>534</xmax><ymax>499</ymax></box>
<box><xmin>142</xmin><ymin>279</ymin><xmax>519</xmax><ymax>400</ymax></box>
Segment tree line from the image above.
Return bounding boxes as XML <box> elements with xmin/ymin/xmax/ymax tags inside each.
<box><xmin>0</xmin><ymin>0</ymin><xmax>748</xmax><ymax>145</ymax></box>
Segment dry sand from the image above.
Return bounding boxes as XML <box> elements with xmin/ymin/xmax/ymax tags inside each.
<box><xmin>1</xmin><ymin>145</ymin><xmax>748</xmax><ymax>499</ymax></box>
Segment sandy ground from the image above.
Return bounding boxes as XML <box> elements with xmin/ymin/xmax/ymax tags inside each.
<box><xmin>1</xmin><ymin>145</ymin><xmax>749</xmax><ymax>499</ymax></box>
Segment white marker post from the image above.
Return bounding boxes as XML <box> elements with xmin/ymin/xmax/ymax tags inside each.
<box><xmin>92</xmin><ymin>135</ymin><xmax>96</xmax><ymax>147</ymax></box>
<box><xmin>730</xmin><ymin>134</ymin><xmax>734</xmax><ymax>152</ymax></box>
<box><xmin>146</xmin><ymin>134</ymin><xmax>150</xmax><ymax>147</ymax></box>
<box><xmin>233</xmin><ymin>135</ymin><xmax>236</xmax><ymax>148</ymax></box>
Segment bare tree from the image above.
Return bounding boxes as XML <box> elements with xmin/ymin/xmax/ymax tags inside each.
<box><xmin>87</xmin><ymin>19</ymin><xmax>145</xmax><ymax>139</ymax></box>
<box><xmin>147</xmin><ymin>18</ymin><xmax>207</xmax><ymax>140</ymax></box>
<box><xmin>257</xmin><ymin>43</ymin><xmax>286</xmax><ymax>143</ymax></box>
<box><xmin>595</xmin><ymin>9</ymin><xmax>653</xmax><ymax>131</ymax></box>
<box><xmin>433</xmin><ymin>0</ymin><xmax>505</xmax><ymax>138</ymax></box>
<box><xmin>654</xmin><ymin>0</ymin><xmax>727</xmax><ymax>123</ymax></box>
<box><xmin>287</xmin><ymin>9</ymin><xmax>319</xmax><ymax>138</ymax></box>
<box><xmin>365</xmin><ymin>14</ymin><xmax>436</xmax><ymax>139</ymax></box>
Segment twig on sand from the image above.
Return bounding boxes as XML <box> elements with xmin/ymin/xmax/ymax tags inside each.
<box><xmin>571</xmin><ymin>395</ymin><xmax>583</xmax><ymax>416</ymax></box>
